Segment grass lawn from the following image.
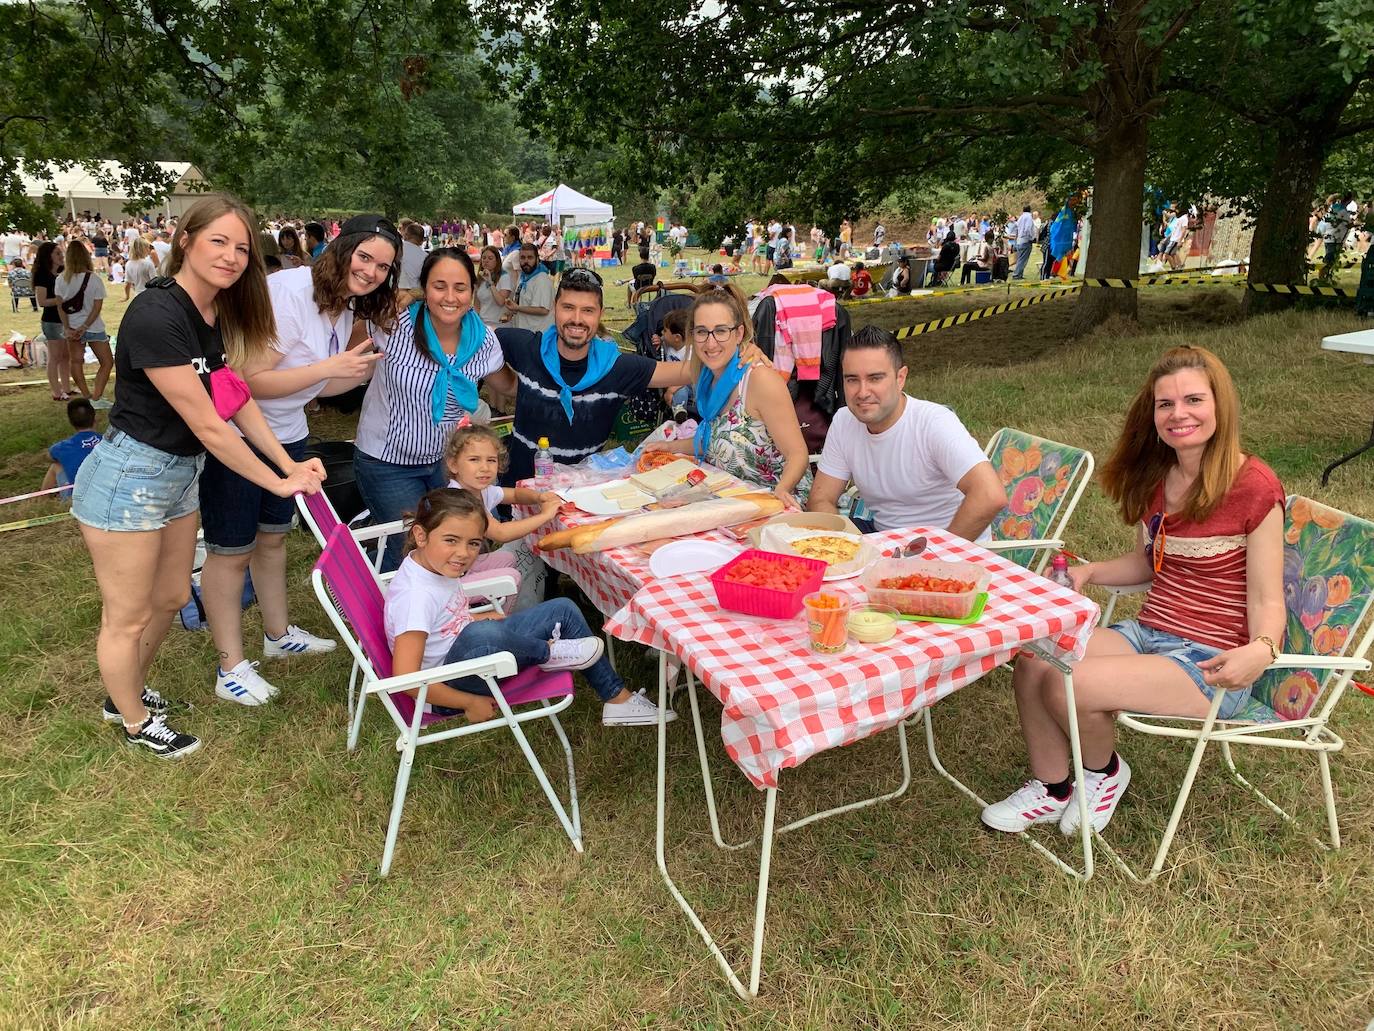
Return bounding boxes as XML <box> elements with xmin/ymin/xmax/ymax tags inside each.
<box><xmin>2</xmin><ymin>270</ymin><xmax>1373</xmax><ymax>1028</ymax></box>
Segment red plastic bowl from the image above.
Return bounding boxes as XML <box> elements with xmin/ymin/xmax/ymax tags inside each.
<box><xmin>710</xmin><ymin>548</ymin><xmax>827</xmax><ymax>619</ymax></box>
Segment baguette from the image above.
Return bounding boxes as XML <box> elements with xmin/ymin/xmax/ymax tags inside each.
<box><xmin>538</xmin><ymin>493</ymin><xmax>785</xmax><ymax>554</ymax></box>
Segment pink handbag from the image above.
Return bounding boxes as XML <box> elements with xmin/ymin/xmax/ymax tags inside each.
<box><xmin>208</xmin><ymin>364</ymin><xmax>251</xmax><ymax>421</ymax></box>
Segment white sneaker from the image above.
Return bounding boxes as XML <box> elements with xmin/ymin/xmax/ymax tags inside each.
<box><xmin>980</xmin><ymin>779</ymin><xmax>1072</xmax><ymax>833</ymax></box>
<box><xmin>540</xmin><ymin>635</ymin><xmax>604</xmax><ymax>672</ymax></box>
<box><xmin>602</xmin><ymin>688</ymin><xmax>678</xmax><ymax>727</ymax></box>
<box><xmin>215</xmin><ymin>660</ymin><xmax>278</xmax><ymax>706</ymax></box>
<box><xmin>1060</xmin><ymin>756</ymin><xmax>1132</xmax><ymax>835</ymax></box>
<box><xmin>263</xmin><ymin>624</ymin><xmax>337</xmax><ymax>658</ymax></box>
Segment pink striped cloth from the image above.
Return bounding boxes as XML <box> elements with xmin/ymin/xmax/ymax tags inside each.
<box><xmin>760</xmin><ymin>284</ymin><xmax>836</xmax><ymax>381</ymax></box>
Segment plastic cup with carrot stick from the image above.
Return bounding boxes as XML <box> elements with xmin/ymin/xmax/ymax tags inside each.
<box><xmin>803</xmin><ymin>591</ymin><xmax>851</xmax><ymax>654</ymax></box>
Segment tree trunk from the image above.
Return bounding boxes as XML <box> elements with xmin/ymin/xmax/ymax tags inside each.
<box><xmin>1240</xmin><ymin>134</ymin><xmax>1325</xmax><ymax>316</ymax></box>
<box><xmin>1068</xmin><ymin>118</ymin><xmax>1150</xmax><ymax>335</ymax></box>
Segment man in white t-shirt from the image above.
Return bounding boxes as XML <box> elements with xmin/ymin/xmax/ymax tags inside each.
<box><xmin>808</xmin><ymin>326</ymin><xmax>1006</xmax><ymax>540</ymax></box>
<box><xmin>502</xmin><ymin>243</ymin><xmax>554</xmax><ymax>332</ymax></box>
<box><xmin>151</xmin><ymin>231</ymin><xmax>172</xmax><ymax>266</ymax></box>
<box><xmin>2</xmin><ymin>229</ymin><xmax>26</xmax><ymax>261</ymax></box>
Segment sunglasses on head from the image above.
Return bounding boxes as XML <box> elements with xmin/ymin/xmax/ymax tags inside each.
<box><xmin>561</xmin><ymin>268</ymin><xmax>603</xmax><ymax>287</ymax></box>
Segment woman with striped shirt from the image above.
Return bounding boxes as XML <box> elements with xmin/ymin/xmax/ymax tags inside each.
<box><xmin>981</xmin><ymin>346</ymin><xmax>1286</xmax><ymax>838</ymax></box>
<box><xmin>354</xmin><ymin>247</ymin><xmax>505</xmax><ymax>570</ymax></box>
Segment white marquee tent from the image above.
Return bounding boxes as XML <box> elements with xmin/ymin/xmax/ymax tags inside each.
<box><xmin>512</xmin><ymin>184</ymin><xmax>613</xmax><ymax>224</ymax></box>
<box><xmin>20</xmin><ymin>160</ymin><xmax>209</xmax><ymax>219</ymax></box>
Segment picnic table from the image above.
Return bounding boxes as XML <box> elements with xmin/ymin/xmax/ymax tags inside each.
<box><xmin>1320</xmin><ymin>328</ymin><xmax>1374</xmax><ymax>485</ymax></box>
<box><xmin>525</xmin><ymin>494</ymin><xmax>1100</xmax><ymax>997</ymax></box>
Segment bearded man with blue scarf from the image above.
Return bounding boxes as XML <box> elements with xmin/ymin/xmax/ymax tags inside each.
<box><xmin>486</xmin><ymin>269</ymin><xmax>763</xmax><ymax>486</ymax></box>
<box><xmin>501</xmin><ymin>244</ymin><xmax>554</xmax><ymax>333</ymax></box>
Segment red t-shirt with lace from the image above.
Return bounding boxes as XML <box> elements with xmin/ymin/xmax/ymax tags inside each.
<box><xmin>1136</xmin><ymin>455</ymin><xmax>1285</xmax><ymax>651</ymax></box>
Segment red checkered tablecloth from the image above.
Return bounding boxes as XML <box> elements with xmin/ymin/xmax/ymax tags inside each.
<box><xmin>603</xmin><ymin>526</ymin><xmax>1100</xmax><ymax>790</ymax></box>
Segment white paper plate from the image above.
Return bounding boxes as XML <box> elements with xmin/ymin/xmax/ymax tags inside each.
<box><xmin>561</xmin><ymin>478</ymin><xmax>653</xmax><ymax>516</ymax></box>
<box><xmin>823</xmin><ymin>558</ymin><xmax>874</xmax><ymax>582</ymax></box>
<box><xmin>648</xmin><ymin>539</ymin><xmax>739</xmax><ymax>578</ymax></box>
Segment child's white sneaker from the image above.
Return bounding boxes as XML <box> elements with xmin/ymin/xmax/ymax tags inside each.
<box><xmin>602</xmin><ymin>689</ymin><xmax>677</xmax><ymax>727</ymax></box>
<box><xmin>541</xmin><ymin>636</ymin><xmax>604</xmax><ymax>672</ymax></box>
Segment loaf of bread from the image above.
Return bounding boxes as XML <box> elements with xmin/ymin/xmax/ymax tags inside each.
<box><xmin>537</xmin><ymin>493</ymin><xmax>785</xmax><ymax>554</ymax></box>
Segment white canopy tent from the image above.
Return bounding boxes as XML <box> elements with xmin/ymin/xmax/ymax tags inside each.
<box><xmin>20</xmin><ymin>160</ymin><xmax>208</xmax><ymax>220</ymax></box>
<box><xmin>512</xmin><ymin>184</ymin><xmax>613</xmax><ymax>224</ymax></box>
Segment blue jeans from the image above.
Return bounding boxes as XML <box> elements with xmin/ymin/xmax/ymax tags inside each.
<box><xmin>1108</xmin><ymin>619</ymin><xmax>1253</xmax><ymax>720</ymax></box>
<box><xmin>353</xmin><ymin>449</ymin><xmax>445</xmax><ymax>572</ymax></box>
<box><xmin>442</xmin><ymin>597</ymin><xmax>623</xmax><ymax>702</ymax></box>
<box><xmin>1012</xmin><ymin>241</ymin><xmax>1033</xmax><ymax>278</ymax></box>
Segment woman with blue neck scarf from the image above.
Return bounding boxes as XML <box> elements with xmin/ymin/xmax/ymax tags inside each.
<box><xmin>354</xmin><ymin>248</ymin><xmax>507</xmax><ymax>571</ymax></box>
<box><xmin>643</xmin><ymin>285</ymin><xmax>810</xmax><ymax>503</ymax></box>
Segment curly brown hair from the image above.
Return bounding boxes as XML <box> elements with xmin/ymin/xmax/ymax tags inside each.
<box><xmin>443</xmin><ymin>424</ymin><xmax>508</xmax><ymax>475</ymax></box>
<box><xmin>309</xmin><ymin>230</ymin><xmax>399</xmax><ymax>332</ymax></box>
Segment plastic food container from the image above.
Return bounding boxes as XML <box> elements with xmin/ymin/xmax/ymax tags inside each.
<box><xmin>802</xmin><ymin>591</ymin><xmax>852</xmax><ymax>653</ymax></box>
<box><xmin>846</xmin><ymin>604</ymin><xmax>899</xmax><ymax>643</ymax></box>
<box><xmin>711</xmin><ymin>549</ymin><xmax>827</xmax><ymax>619</ymax></box>
<box><xmin>861</xmin><ymin>557</ymin><xmax>989</xmax><ymax>620</ymax></box>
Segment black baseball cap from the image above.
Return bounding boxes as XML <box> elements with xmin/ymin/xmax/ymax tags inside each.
<box><xmin>338</xmin><ymin>214</ymin><xmax>401</xmax><ymax>249</ymax></box>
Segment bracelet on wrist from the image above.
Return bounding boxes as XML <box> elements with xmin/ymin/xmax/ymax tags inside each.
<box><xmin>1253</xmin><ymin>634</ymin><xmax>1278</xmax><ymax>662</ymax></box>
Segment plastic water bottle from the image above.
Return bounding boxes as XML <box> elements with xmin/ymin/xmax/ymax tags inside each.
<box><xmin>534</xmin><ymin>436</ymin><xmax>554</xmax><ymax>481</ymax></box>
<box><xmin>1049</xmin><ymin>552</ymin><xmax>1074</xmax><ymax>589</ymax></box>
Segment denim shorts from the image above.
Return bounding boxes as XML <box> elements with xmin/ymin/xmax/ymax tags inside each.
<box><xmin>41</xmin><ymin>322</ymin><xmax>65</xmax><ymax>341</ymax></box>
<box><xmin>1108</xmin><ymin>619</ymin><xmax>1253</xmax><ymax>719</ymax></box>
<box><xmin>199</xmin><ymin>436</ymin><xmax>307</xmax><ymax>554</ymax></box>
<box><xmin>71</xmin><ymin>429</ymin><xmax>204</xmax><ymax>532</ymax></box>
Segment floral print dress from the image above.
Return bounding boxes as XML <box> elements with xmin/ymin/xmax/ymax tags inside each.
<box><xmin>700</xmin><ymin>368</ymin><xmax>811</xmax><ymax>501</ymax></box>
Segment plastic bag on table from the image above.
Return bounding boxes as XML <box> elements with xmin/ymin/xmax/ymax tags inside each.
<box><xmin>542</xmin><ymin>447</ymin><xmax>638</xmax><ymax>492</ymax></box>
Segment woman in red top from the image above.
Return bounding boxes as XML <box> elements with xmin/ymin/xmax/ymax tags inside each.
<box><xmin>982</xmin><ymin>346</ymin><xmax>1286</xmax><ymax>836</ymax></box>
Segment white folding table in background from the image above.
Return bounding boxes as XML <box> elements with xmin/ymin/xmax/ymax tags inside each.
<box><xmin>1320</xmin><ymin>327</ymin><xmax>1374</xmax><ymax>485</ymax></box>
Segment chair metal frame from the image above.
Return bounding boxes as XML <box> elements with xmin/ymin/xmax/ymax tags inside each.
<box><xmin>311</xmin><ymin>525</ymin><xmax>581</xmax><ymax>876</ymax></box>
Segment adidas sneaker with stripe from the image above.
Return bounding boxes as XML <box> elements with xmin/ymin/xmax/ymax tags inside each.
<box><xmin>215</xmin><ymin>660</ymin><xmax>278</xmax><ymax>706</ymax></box>
<box><xmin>980</xmin><ymin>778</ymin><xmax>1072</xmax><ymax>833</ymax></box>
<box><xmin>264</xmin><ymin>624</ymin><xmax>336</xmax><ymax>658</ymax></box>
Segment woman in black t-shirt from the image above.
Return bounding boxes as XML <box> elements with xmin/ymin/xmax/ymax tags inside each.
<box><xmin>32</xmin><ymin>241</ymin><xmax>70</xmax><ymax>401</ymax></box>
<box><xmin>71</xmin><ymin>194</ymin><xmax>327</xmax><ymax>760</ymax></box>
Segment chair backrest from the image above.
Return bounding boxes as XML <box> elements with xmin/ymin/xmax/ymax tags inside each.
<box><xmin>984</xmin><ymin>427</ymin><xmax>1094</xmax><ymax>570</ymax></box>
<box><xmin>297</xmin><ymin>490</ymin><xmax>343</xmax><ymax>551</ymax></box>
<box><xmin>1249</xmin><ymin>496</ymin><xmax>1374</xmax><ymax>721</ymax></box>
<box><xmin>313</xmin><ymin>524</ymin><xmax>392</xmax><ymax>680</ymax></box>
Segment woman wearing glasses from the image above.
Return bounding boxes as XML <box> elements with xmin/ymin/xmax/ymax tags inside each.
<box><xmin>982</xmin><ymin>346</ymin><xmax>1285</xmax><ymax>838</ymax></box>
<box><xmin>641</xmin><ymin>285</ymin><xmax>810</xmax><ymax>503</ymax></box>
<box><xmin>197</xmin><ymin>215</ymin><xmax>398</xmax><ymax>707</ymax></box>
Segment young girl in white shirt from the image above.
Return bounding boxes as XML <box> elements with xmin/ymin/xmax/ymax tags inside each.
<box><xmin>385</xmin><ymin>488</ymin><xmax>673</xmax><ymax>726</ymax></box>
<box><xmin>444</xmin><ymin>422</ymin><xmax>561</xmax><ymax>608</ymax></box>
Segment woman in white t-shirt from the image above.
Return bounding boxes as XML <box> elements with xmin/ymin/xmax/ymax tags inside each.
<box><xmin>473</xmin><ymin>245</ymin><xmax>509</xmax><ymax>327</ymax></box>
<box><xmin>54</xmin><ymin>241</ymin><xmax>113</xmax><ymax>404</ymax></box>
<box><xmin>124</xmin><ymin>238</ymin><xmax>156</xmax><ymax>300</ymax></box>
<box><xmin>197</xmin><ymin>215</ymin><xmax>399</xmax><ymax>706</ymax></box>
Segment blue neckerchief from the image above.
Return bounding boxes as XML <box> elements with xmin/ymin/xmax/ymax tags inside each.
<box><xmin>516</xmin><ymin>267</ymin><xmax>541</xmax><ymax>301</ymax></box>
<box><xmin>409</xmin><ymin>301</ymin><xmax>484</xmax><ymax>425</ymax></box>
<box><xmin>693</xmin><ymin>352</ymin><xmax>747</xmax><ymax>460</ymax></box>
<box><xmin>502</xmin><ymin>242</ymin><xmax>520</xmax><ymax>256</ymax></box>
<box><xmin>539</xmin><ymin>325</ymin><xmax>620</xmax><ymax>424</ymax></box>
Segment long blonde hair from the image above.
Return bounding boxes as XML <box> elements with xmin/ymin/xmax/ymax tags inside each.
<box><xmin>1099</xmin><ymin>345</ymin><xmax>1244</xmax><ymax>524</ymax></box>
<box><xmin>164</xmin><ymin>195</ymin><xmax>276</xmax><ymax>369</ymax></box>
<box><xmin>129</xmin><ymin>237</ymin><xmax>150</xmax><ymax>261</ymax></box>
<box><xmin>62</xmin><ymin>240</ymin><xmax>93</xmax><ymax>280</ymax></box>
<box><xmin>685</xmin><ymin>283</ymin><xmax>754</xmax><ymax>381</ymax></box>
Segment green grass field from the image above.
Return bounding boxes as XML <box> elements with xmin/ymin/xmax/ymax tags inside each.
<box><xmin>1</xmin><ymin>267</ymin><xmax>1373</xmax><ymax>1029</ymax></box>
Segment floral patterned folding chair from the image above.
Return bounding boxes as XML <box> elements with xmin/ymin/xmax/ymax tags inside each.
<box><xmin>984</xmin><ymin>428</ymin><xmax>1095</xmax><ymax>572</ymax></box>
<box><xmin>1102</xmin><ymin>496</ymin><xmax>1374</xmax><ymax>883</ymax></box>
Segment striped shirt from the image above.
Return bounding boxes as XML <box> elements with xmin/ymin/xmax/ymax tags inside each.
<box><xmin>495</xmin><ymin>327</ymin><xmax>656</xmax><ymax>485</ymax></box>
<box><xmin>355</xmin><ymin>306</ymin><xmax>504</xmax><ymax>465</ymax></box>
<box><xmin>1137</xmin><ymin>457</ymin><xmax>1285</xmax><ymax>651</ymax></box>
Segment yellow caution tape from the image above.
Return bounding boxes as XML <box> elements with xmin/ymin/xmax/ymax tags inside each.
<box><xmin>0</xmin><ymin>511</ymin><xmax>73</xmax><ymax>533</ymax></box>
<box><xmin>892</xmin><ymin>287</ymin><xmax>1081</xmax><ymax>339</ymax></box>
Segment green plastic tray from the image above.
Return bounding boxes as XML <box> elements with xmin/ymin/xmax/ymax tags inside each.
<box><xmin>897</xmin><ymin>592</ymin><xmax>988</xmax><ymax>625</ymax></box>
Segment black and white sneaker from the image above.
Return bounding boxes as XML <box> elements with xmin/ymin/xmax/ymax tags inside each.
<box><xmin>124</xmin><ymin>714</ymin><xmax>202</xmax><ymax>759</ymax></box>
<box><xmin>102</xmin><ymin>687</ymin><xmax>172</xmax><ymax>723</ymax></box>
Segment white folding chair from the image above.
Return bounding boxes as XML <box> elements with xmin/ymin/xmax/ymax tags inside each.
<box><xmin>312</xmin><ymin>525</ymin><xmax>581</xmax><ymax>876</ymax></box>
<box><xmin>982</xmin><ymin>427</ymin><xmax>1094</xmax><ymax>573</ymax></box>
<box><xmin>296</xmin><ymin>489</ymin><xmax>403</xmax><ymax>577</ymax></box>
<box><xmin>1094</xmin><ymin>495</ymin><xmax>1374</xmax><ymax>882</ymax></box>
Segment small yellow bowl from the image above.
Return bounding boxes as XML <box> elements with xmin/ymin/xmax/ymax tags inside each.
<box><xmin>847</xmin><ymin>604</ymin><xmax>900</xmax><ymax>643</ymax></box>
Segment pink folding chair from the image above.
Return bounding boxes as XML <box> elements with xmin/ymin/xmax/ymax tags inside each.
<box><xmin>298</xmin><ymin>490</ymin><xmax>518</xmax><ymax>744</ymax></box>
<box><xmin>311</xmin><ymin>525</ymin><xmax>581</xmax><ymax>875</ymax></box>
